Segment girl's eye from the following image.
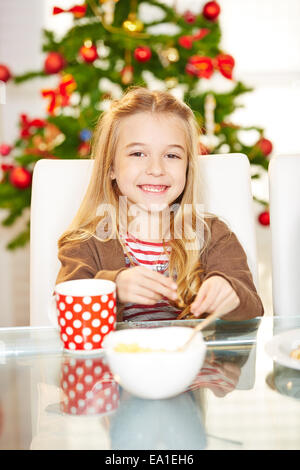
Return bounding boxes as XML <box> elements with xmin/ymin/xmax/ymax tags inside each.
<box><xmin>166</xmin><ymin>153</ymin><xmax>180</xmax><ymax>159</ymax></box>
<box><xmin>129</xmin><ymin>152</ymin><xmax>181</xmax><ymax>159</ymax></box>
<box><xmin>130</xmin><ymin>152</ymin><xmax>145</xmax><ymax>157</ymax></box>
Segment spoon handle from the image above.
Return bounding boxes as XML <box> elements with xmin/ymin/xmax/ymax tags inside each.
<box><xmin>181</xmin><ymin>311</ymin><xmax>221</xmax><ymax>350</ymax></box>
<box><xmin>196</xmin><ymin>310</ymin><xmax>221</xmax><ymax>332</ymax></box>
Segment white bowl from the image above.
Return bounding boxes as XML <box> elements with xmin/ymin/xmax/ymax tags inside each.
<box><xmin>102</xmin><ymin>327</ymin><xmax>206</xmax><ymax>399</ymax></box>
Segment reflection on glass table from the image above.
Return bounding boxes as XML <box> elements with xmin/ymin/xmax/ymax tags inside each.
<box><xmin>0</xmin><ymin>316</ymin><xmax>300</xmax><ymax>450</ymax></box>
<box><xmin>266</xmin><ymin>316</ymin><xmax>300</xmax><ymax>401</ymax></box>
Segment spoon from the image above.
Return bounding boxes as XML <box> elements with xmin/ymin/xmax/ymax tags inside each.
<box><xmin>177</xmin><ymin>310</ymin><xmax>221</xmax><ymax>351</ymax></box>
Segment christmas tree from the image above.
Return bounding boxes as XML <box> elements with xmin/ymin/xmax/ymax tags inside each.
<box><xmin>0</xmin><ymin>0</ymin><xmax>272</xmax><ymax>249</ymax></box>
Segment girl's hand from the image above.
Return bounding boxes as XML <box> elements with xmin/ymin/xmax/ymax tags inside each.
<box><xmin>116</xmin><ymin>266</ymin><xmax>178</xmax><ymax>305</ymax></box>
<box><xmin>190</xmin><ymin>275</ymin><xmax>240</xmax><ymax>318</ymax></box>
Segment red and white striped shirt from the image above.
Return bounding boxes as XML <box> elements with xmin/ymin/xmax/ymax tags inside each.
<box><xmin>121</xmin><ymin>235</ymin><xmax>181</xmax><ymax>322</ymax></box>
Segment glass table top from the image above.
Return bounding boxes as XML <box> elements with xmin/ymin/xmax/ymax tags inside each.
<box><xmin>0</xmin><ymin>315</ymin><xmax>300</xmax><ymax>450</ymax></box>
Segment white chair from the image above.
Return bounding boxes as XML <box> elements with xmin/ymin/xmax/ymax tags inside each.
<box><xmin>30</xmin><ymin>154</ymin><xmax>259</xmax><ymax>326</ymax></box>
<box><xmin>269</xmin><ymin>155</ymin><xmax>300</xmax><ymax>316</ymax></box>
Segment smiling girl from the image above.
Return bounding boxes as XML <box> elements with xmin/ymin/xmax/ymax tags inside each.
<box><xmin>56</xmin><ymin>87</ymin><xmax>263</xmax><ymax>322</ymax></box>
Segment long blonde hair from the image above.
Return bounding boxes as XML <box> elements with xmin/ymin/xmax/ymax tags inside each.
<box><xmin>58</xmin><ymin>86</ymin><xmax>212</xmax><ymax>316</ymax></box>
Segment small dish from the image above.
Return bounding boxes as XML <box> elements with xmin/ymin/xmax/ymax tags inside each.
<box><xmin>265</xmin><ymin>328</ymin><xmax>300</xmax><ymax>370</ymax></box>
<box><xmin>102</xmin><ymin>326</ymin><xmax>207</xmax><ymax>399</ymax></box>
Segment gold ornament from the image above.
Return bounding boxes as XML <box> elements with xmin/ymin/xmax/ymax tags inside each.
<box><xmin>121</xmin><ymin>65</ymin><xmax>134</xmax><ymax>85</ymax></box>
<box><xmin>163</xmin><ymin>47</ymin><xmax>179</xmax><ymax>63</ymax></box>
<box><xmin>122</xmin><ymin>13</ymin><xmax>144</xmax><ymax>33</ymax></box>
<box><xmin>157</xmin><ymin>46</ymin><xmax>179</xmax><ymax>67</ymax></box>
<box><xmin>165</xmin><ymin>77</ymin><xmax>178</xmax><ymax>89</ymax></box>
<box><xmin>26</xmin><ymin>123</ymin><xmax>65</xmax><ymax>157</ymax></box>
<box><xmin>83</xmin><ymin>39</ymin><xmax>93</xmax><ymax>48</ymax></box>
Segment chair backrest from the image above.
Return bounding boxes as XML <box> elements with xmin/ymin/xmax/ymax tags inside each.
<box><xmin>269</xmin><ymin>155</ymin><xmax>300</xmax><ymax>316</ymax></box>
<box><xmin>30</xmin><ymin>154</ymin><xmax>258</xmax><ymax>326</ymax></box>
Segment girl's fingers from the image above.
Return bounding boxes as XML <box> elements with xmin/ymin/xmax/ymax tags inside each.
<box><xmin>128</xmin><ymin>293</ymin><xmax>159</xmax><ymax>305</ymax></box>
<box><xmin>117</xmin><ymin>267</ymin><xmax>178</xmax><ymax>304</ymax></box>
<box><xmin>141</xmin><ymin>267</ymin><xmax>177</xmax><ymax>291</ymax></box>
<box><xmin>191</xmin><ymin>282</ymin><xmax>209</xmax><ymax>306</ymax></box>
<box><xmin>190</xmin><ymin>276</ymin><xmax>239</xmax><ymax>317</ymax></box>
<box><xmin>198</xmin><ymin>290</ymin><xmax>239</xmax><ymax>318</ymax></box>
<box><xmin>192</xmin><ymin>295</ymin><xmax>215</xmax><ymax>317</ymax></box>
<box><xmin>205</xmin><ymin>289</ymin><xmax>230</xmax><ymax>315</ymax></box>
<box><xmin>137</xmin><ymin>268</ymin><xmax>177</xmax><ymax>301</ymax></box>
<box><xmin>190</xmin><ymin>281</ymin><xmax>217</xmax><ymax>316</ymax></box>
<box><xmin>137</xmin><ymin>277</ymin><xmax>177</xmax><ymax>302</ymax></box>
<box><xmin>134</xmin><ymin>285</ymin><xmax>162</xmax><ymax>302</ymax></box>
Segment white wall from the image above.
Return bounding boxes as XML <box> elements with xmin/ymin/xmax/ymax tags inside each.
<box><xmin>0</xmin><ymin>0</ymin><xmax>46</xmax><ymax>142</ymax></box>
<box><xmin>220</xmin><ymin>0</ymin><xmax>300</xmax><ymax>157</ymax></box>
<box><xmin>0</xmin><ymin>0</ymin><xmax>46</xmax><ymax>326</ymax></box>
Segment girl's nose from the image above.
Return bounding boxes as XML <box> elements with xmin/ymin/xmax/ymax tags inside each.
<box><xmin>145</xmin><ymin>157</ymin><xmax>165</xmax><ymax>176</ymax></box>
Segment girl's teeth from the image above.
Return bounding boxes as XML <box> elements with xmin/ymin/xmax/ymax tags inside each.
<box><xmin>141</xmin><ymin>185</ymin><xmax>167</xmax><ymax>192</ymax></box>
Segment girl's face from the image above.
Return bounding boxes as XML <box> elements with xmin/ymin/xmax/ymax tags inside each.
<box><xmin>111</xmin><ymin>112</ymin><xmax>188</xmax><ymax>212</ymax></box>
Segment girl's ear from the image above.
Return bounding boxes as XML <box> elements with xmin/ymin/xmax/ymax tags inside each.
<box><xmin>110</xmin><ymin>167</ymin><xmax>116</xmax><ymax>180</ymax></box>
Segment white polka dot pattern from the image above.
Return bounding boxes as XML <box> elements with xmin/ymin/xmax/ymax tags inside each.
<box><xmin>60</xmin><ymin>356</ymin><xmax>119</xmax><ymax>416</ymax></box>
<box><xmin>56</xmin><ymin>290</ymin><xmax>116</xmax><ymax>352</ymax></box>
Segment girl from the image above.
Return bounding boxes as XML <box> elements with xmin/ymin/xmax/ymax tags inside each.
<box><xmin>56</xmin><ymin>87</ymin><xmax>263</xmax><ymax>322</ymax></box>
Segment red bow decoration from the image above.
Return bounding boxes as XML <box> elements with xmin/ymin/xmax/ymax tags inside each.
<box><xmin>186</xmin><ymin>53</ymin><xmax>235</xmax><ymax>80</ymax></box>
<box><xmin>20</xmin><ymin>114</ymin><xmax>47</xmax><ymax>139</ymax></box>
<box><xmin>185</xmin><ymin>56</ymin><xmax>214</xmax><ymax>79</ymax></box>
<box><xmin>178</xmin><ymin>28</ymin><xmax>210</xmax><ymax>49</ymax></box>
<box><xmin>41</xmin><ymin>74</ymin><xmax>76</xmax><ymax>115</ymax></box>
<box><xmin>214</xmin><ymin>54</ymin><xmax>235</xmax><ymax>79</ymax></box>
<box><xmin>53</xmin><ymin>4</ymin><xmax>86</xmax><ymax>18</ymax></box>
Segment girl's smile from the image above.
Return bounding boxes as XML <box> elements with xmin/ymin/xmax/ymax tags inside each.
<box><xmin>138</xmin><ymin>184</ymin><xmax>170</xmax><ymax>194</ymax></box>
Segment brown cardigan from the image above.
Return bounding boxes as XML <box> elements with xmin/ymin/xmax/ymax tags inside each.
<box><xmin>56</xmin><ymin>217</ymin><xmax>264</xmax><ymax>322</ymax></box>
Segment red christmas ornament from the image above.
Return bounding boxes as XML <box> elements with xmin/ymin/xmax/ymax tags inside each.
<box><xmin>178</xmin><ymin>35</ymin><xmax>194</xmax><ymax>49</ymax></box>
<box><xmin>178</xmin><ymin>29</ymin><xmax>210</xmax><ymax>49</ymax></box>
<box><xmin>256</xmin><ymin>137</ymin><xmax>273</xmax><ymax>156</ymax></box>
<box><xmin>258</xmin><ymin>211</ymin><xmax>270</xmax><ymax>226</ymax></box>
<box><xmin>202</xmin><ymin>1</ymin><xmax>221</xmax><ymax>21</ymax></box>
<box><xmin>215</xmin><ymin>54</ymin><xmax>235</xmax><ymax>79</ymax></box>
<box><xmin>44</xmin><ymin>52</ymin><xmax>66</xmax><ymax>74</ymax></box>
<box><xmin>193</xmin><ymin>28</ymin><xmax>210</xmax><ymax>41</ymax></box>
<box><xmin>9</xmin><ymin>167</ymin><xmax>32</xmax><ymax>189</ymax></box>
<box><xmin>79</xmin><ymin>44</ymin><xmax>98</xmax><ymax>63</ymax></box>
<box><xmin>134</xmin><ymin>46</ymin><xmax>152</xmax><ymax>62</ymax></box>
<box><xmin>0</xmin><ymin>64</ymin><xmax>12</xmax><ymax>83</ymax></box>
<box><xmin>0</xmin><ymin>143</ymin><xmax>12</xmax><ymax>156</ymax></box>
<box><xmin>183</xmin><ymin>10</ymin><xmax>197</xmax><ymax>23</ymax></box>
<box><xmin>186</xmin><ymin>56</ymin><xmax>214</xmax><ymax>79</ymax></box>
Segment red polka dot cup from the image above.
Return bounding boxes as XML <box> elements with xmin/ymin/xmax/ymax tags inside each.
<box><xmin>54</xmin><ymin>279</ymin><xmax>116</xmax><ymax>353</ymax></box>
<box><xmin>60</xmin><ymin>356</ymin><xmax>119</xmax><ymax>416</ymax></box>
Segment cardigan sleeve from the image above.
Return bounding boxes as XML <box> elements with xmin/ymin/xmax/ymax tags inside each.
<box><xmin>56</xmin><ymin>240</ymin><xmax>126</xmax><ymax>285</ymax></box>
<box><xmin>202</xmin><ymin>217</ymin><xmax>264</xmax><ymax>320</ymax></box>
